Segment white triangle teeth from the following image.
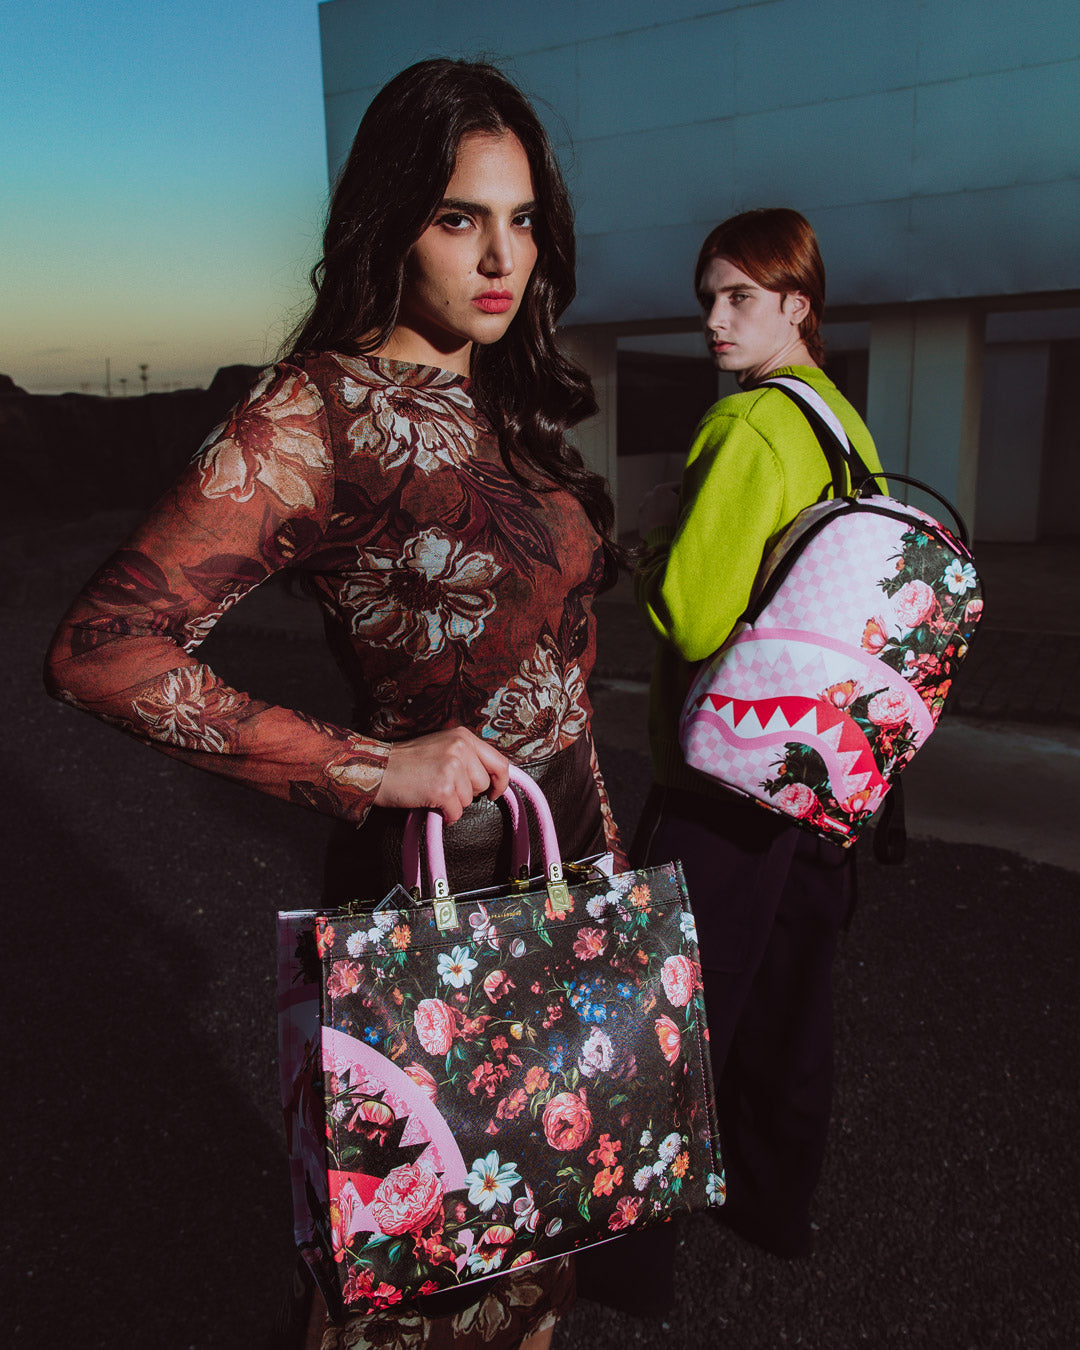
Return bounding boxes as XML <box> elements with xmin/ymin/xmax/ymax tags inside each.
<box><xmin>791</xmin><ymin>708</ymin><xmax>819</xmax><ymax>735</ymax></box>
<box><xmin>818</xmin><ymin>721</ymin><xmax>845</xmax><ymax>752</ymax></box>
<box><xmin>835</xmin><ymin>748</ymin><xmax>866</xmax><ymax>776</ymax></box>
<box><xmin>762</xmin><ymin>706</ymin><xmax>790</xmax><ymax>734</ymax></box>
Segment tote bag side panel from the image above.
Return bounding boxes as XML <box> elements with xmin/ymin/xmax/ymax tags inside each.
<box><xmin>277</xmin><ymin>911</ymin><xmax>340</xmax><ymax>1311</ymax></box>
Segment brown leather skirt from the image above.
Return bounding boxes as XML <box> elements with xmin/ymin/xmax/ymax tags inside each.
<box><xmin>322</xmin><ymin>735</ymin><xmax>605</xmax><ymax>909</ymax></box>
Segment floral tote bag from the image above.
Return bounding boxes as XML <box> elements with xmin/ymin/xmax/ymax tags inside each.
<box><xmin>277</xmin><ymin>766</ymin><xmax>724</xmax><ymax>1322</ymax></box>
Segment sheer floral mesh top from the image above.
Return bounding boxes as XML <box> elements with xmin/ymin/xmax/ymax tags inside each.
<box><xmin>45</xmin><ymin>352</ymin><xmax>619</xmax><ymax>848</ymax></box>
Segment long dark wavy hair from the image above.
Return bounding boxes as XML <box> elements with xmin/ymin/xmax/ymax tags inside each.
<box><xmin>287</xmin><ymin>58</ymin><xmax>620</xmax><ymax>580</ymax></box>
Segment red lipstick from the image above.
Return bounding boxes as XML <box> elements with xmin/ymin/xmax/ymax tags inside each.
<box><xmin>473</xmin><ymin>291</ymin><xmax>513</xmax><ymax>314</ymax></box>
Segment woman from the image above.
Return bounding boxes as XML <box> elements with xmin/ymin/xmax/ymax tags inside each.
<box><xmin>582</xmin><ymin>208</ymin><xmax>884</xmax><ymax>1313</ymax></box>
<box><xmin>45</xmin><ymin>59</ymin><xmax>622</xmax><ymax>1350</ymax></box>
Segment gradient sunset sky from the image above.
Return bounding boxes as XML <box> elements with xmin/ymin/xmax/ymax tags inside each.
<box><xmin>2</xmin><ymin>0</ymin><xmax>329</xmax><ymax>394</ymax></box>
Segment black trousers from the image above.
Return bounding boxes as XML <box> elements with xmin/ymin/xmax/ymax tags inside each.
<box><xmin>576</xmin><ymin>783</ymin><xmax>855</xmax><ymax>1314</ymax></box>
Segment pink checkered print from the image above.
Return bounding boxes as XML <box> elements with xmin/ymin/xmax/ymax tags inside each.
<box><xmin>759</xmin><ymin>510</ymin><xmax>908</xmax><ymax>645</ymax></box>
<box><xmin>680</xmin><ymin>489</ymin><xmax>982</xmax><ymax>845</ymax></box>
<box><xmin>683</xmin><ymin>719</ymin><xmax>773</xmax><ymax>797</ymax></box>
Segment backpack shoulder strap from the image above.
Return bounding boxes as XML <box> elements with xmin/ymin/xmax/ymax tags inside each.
<box><xmin>756</xmin><ymin>375</ymin><xmax>882</xmax><ymax>497</ymax></box>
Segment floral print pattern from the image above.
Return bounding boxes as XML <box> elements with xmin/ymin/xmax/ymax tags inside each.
<box><xmin>46</xmin><ymin>352</ymin><xmax>620</xmax><ymax>851</ymax></box>
<box><xmin>130</xmin><ymin>665</ymin><xmax>249</xmax><ymax>752</ymax></box>
<box><xmin>759</xmin><ymin>521</ymin><xmax>984</xmax><ymax>837</ymax></box>
<box><xmin>340</xmin><ymin>530</ymin><xmax>502</xmax><ymax>658</ymax></box>
<box><xmin>334</xmin><ymin>356</ymin><xmax>478</xmax><ymax>472</ymax></box>
<box><xmin>196</xmin><ymin>365</ymin><xmax>332</xmax><ymax>508</ymax></box>
<box><xmin>479</xmin><ymin>636</ymin><xmax>588</xmax><ymax>758</ymax></box>
<box><xmin>278</xmin><ymin>861</ymin><xmax>723</xmax><ymax>1320</ymax></box>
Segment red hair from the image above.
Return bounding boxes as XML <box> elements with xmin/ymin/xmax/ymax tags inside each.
<box><xmin>694</xmin><ymin>208</ymin><xmax>826</xmax><ymax>364</ymax></box>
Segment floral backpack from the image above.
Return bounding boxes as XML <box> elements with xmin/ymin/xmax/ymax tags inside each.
<box><xmin>679</xmin><ymin>375</ymin><xmax>984</xmax><ymax>851</ymax></box>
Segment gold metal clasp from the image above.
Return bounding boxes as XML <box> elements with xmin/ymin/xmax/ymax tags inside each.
<box><xmin>546</xmin><ymin>861</ymin><xmax>572</xmax><ymax>917</ymax></box>
<box><xmin>433</xmin><ymin>878</ymin><xmax>458</xmax><ymax>931</ymax></box>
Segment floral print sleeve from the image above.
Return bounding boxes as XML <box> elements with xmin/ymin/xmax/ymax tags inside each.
<box><xmin>46</xmin><ymin>350</ymin><xmax>619</xmax><ymax>838</ymax></box>
<box><xmin>44</xmin><ymin>363</ymin><xmax>391</xmax><ymax>824</ymax></box>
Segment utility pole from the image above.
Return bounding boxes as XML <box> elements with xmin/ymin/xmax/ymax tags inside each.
<box><xmin>105</xmin><ymin>357</ymin><xmax>111</xmax><ymax>397</ymax></box>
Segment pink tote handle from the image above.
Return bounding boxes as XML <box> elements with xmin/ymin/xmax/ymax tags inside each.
<box><xmin>402</xmin><ymin>810</ymin><xmax>423</xmax><ymax>892</ymax></box>
<box><xmin>402</xmin><ymin>779</ymin><xmax>532</xmax><ymax>893</ymax></box>
<box><xmin>424</xmin><ymin>764</ymin><xmax>562</xmax><ymax>898</ymax></box>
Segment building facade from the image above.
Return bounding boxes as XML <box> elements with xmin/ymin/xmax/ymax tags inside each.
<box><xmin>319</xmin><ymin>0</ymin><xmax>1080</xmax><ymax>539</ymax></box>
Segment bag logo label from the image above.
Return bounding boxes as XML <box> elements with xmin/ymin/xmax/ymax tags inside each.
<box><xmin>433</xmin><ymin>898</ymin><xmax>459</xmax><ymax>932</ymax></box>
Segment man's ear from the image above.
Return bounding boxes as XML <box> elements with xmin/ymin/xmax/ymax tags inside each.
<box><xmin>783</xmin><ymin>291</ymin><xmax>811</xmax><ymax>324</ymax></box>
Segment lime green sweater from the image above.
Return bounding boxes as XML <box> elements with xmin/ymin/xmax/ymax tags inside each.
<box><xmin>634</xmin><ymin>364</ymin><xmax>884</xmax><ymax>795</ymax></box>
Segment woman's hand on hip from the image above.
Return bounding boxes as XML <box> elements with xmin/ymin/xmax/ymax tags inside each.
<box><xmin>637</xmin><ymin>480</ymin><xmax>681</xmax><ymax>537</ymax></box>
<box><xmin>374</xmin><ymin>727</ymin><xmax>510</xmax><ymax>821</ymax></box>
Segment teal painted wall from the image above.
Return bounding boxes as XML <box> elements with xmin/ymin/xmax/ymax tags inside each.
<box><xmin>318</xmin><ymin>0</ymin><xmax>1080</xmax><ymax>322</ymax></box>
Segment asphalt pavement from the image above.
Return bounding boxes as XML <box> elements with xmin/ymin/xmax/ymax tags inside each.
<box><xmin>3</xmin><ymin>515</ymin><xmax>1077</xmax><ymax>1349</ymax></box>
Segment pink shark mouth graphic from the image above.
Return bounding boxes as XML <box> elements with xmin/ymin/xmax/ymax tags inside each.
<box><xmin>684</xmin><ymin>690</ymin><xmax>888</xmax><ymax>809</ymax></box>
<box><xmin>323</xmin><ymin>1027</ymin><xmax>470</xmax><ymax>1243</ymax></box>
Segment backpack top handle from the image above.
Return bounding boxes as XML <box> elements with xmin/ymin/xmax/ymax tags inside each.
<box><xmin>756</xmin><ymin>376</ymin><xmax>970</xmax><ymax>548</ymax></box>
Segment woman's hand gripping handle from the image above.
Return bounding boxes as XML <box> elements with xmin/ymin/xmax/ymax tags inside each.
<box><xmin>373</xmin><ymin>726</ymin><xmax>510</xmax><ymax>822</ymax></box>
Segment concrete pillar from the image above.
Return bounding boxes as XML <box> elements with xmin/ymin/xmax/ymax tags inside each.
<box><xmin>975</xmin><ymin>343</ymin><xmax>1049</xmax><ymax>542</ymax></box>
<box><xmin>866</xmin><ymin>308</ymin><xmax>984</xmax><ymax>536</ymax></box>
<box><xmin>559</xmin><ymin>325</ymin><xmax>619</xmax><ymax>526</ymax></box>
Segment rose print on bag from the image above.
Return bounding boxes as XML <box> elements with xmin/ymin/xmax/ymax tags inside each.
<box><xmin>660</xmin><ymin>955</ymin><xmax>695</xmax><ymax>1008</ymax></box>
<box><xmin>572</xmin><ymin>928</ymin><xmax>607</xmax><ymax>961</ymax></box>
<box><xmin>655</xmin><ymin>1015</ymin><xmax>681</xmax><ymax>1065</ymax></box>
<box><xmin>542</xmin><ymin>1091</ymin><xmax>593</xmax><ymax>1151</ymax></box>
<box><xmin>757</xmin><ymin>524</ymin><xmax>983</xmax><ymax>837</ymax></box>
<box><xmin>414</xmin><ymin>999</ymin><xmax>456</xmax><ymax>1056</ymax></box>
<box><xmin>370</xmin><ymin>1163</ymin><xmax>444</xmax><ymax>1236</ymax></box>
<box><xmin>892</xmin><ymin>579</ymin><xmax>938</xmax><ymax>631</ymax></box>
<box><xmin>867</xmin><ymin>689</ymin><xmax>910</xmax><ymax>728</ymax></box>
<box><xmin>774</xmin><ymin>781</ymin><xmax>818</xmax><ymax>819</ymax></box>
<box><xmin>286</xmin><ymin>860</ymin><xmax>722</xmax><ymax>1312</ymax></box>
